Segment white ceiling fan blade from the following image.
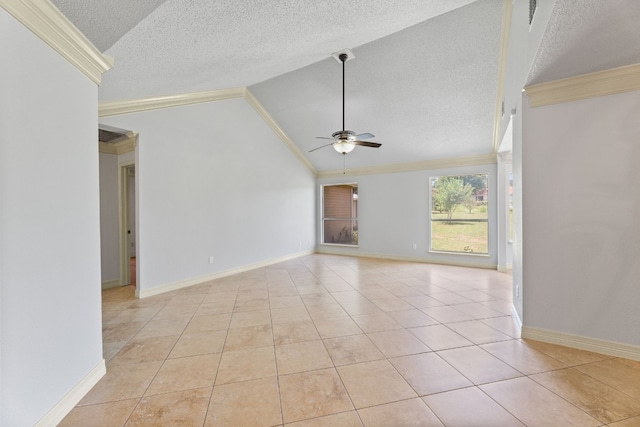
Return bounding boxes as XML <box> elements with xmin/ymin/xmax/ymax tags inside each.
<box><xmin>315</xmin><ymin>136</ymin><xmax>334</xmax><ymax>140</ymax></box>
<box><xmin>309</xmin><ymin>142</ymin><xmax>335</xmax><ymax>152</ymax></box>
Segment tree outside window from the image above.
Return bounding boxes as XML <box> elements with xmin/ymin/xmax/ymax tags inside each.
<box><xmin>430</xmin><ymin>174</ymin><xmax>488</xmax><ymax>254</ymax></box>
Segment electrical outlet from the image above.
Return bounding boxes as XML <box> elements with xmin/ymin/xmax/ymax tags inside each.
<box><xmin>412</xmin><ymin>243</ymin><xmax>417</xmax><ymax>249</ymax></box>
<box><xmin>515</xmin><ymin>285</ymin><xmax>520</xmax><ymax>297</ymax></box>
<box><xmin>208</xmin><ymin>256</ymin><xmax>214</xmax><ymax>264</ymax></box>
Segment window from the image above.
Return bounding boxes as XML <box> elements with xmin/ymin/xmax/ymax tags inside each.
<box><xmin>430</xmin><ymin>174</ymin><xmax>488</xmax><ymax>254</ymax></box>
<box><xmin>322</xmin><ymin>184</ymin><xmax>358</xmax><ymax>245</ymax></box>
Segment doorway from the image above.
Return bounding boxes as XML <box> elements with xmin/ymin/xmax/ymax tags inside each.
<box><xmin>497</xmin><ymin>116</ymin><xmax>514</xmax><ymax>273</ymax></box>
<box><xmin>120</xmin><ymin>164</ymin><xmax>136</xmax><ymax>288</ymax></box>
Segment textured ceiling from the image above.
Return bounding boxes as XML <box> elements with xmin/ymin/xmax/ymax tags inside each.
<box><xmin>94</xmin><ymin>0</ymin><xmax>479</xmax><ymax>102</ymax></box>
<box><xmin>250</xmin><ymin>0</ymin><xmax>503</xmax><ymax>172</ymax></box>
<box><xmin>52</xmin><ymin>0</ymin><xmax>506</xmax><ymax>172</ymax></box>
<box><xmin>47</xmin><ymin>0</ymin><xmax>640</xmax><ymax>172</ymax></box>
<box><xmin>527</xmin><ymin>0</ymin><xmax>640</xmax><ymax>85</ymax></box>
<box><xmin>51</xmin><ymin>0</ymin><xmax>168</xmax><ymax>52</ymax></box>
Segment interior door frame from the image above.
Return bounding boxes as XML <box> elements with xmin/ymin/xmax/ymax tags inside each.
<box><xmin>119</xmin><ymin>162</ymin><xmax>135</xmax><ymax>287</ymax></box>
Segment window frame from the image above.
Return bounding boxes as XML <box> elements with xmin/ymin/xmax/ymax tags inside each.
<box><xmin>321</xmin><ymin>183</ymin><xmax>359</xmax><ymax>247</ymax></box>
<box><xmin>429</xmin><ymin>173</ymin><xmax>490</xmax><ymax>256</ymax></box>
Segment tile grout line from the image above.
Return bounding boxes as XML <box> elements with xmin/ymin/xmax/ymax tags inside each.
<box><xmin>123</xmin><ymin>285</ymin><xmax>215</xmax><ymax>426</ymax></box>
<box><xmin>201</xmin><ymin>281</ymin><xmax>238</xmax><ymax>427</ymax></box>
<box><xmin>269</xmin><ymin>271</ymin><xmax>286</xmax><ymax>427</ymax></box>
<box><xmin>68</xmin><ymin>254</ymin><xmax>640</xmax><ymax>426</ymax></box>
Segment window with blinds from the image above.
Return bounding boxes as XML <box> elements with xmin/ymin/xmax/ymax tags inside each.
<box><xmin>322</xmin><ymin>184</ymin><xmax>358</xmax><ymax>245</ymax></box>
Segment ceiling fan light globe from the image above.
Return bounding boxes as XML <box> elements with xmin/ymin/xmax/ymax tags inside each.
<box><xmin>333</xmin><ymin>141</ymin><xmax>355</xmax><ymax>154</ymax></box>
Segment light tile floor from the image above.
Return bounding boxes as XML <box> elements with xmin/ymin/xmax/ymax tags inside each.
<box><xmin>61</xmin><ymin>255</ymin><xmax>640</xmax><ymax>426</ymax></box>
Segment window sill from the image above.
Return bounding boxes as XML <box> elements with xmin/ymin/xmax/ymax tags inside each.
<box><xmin>428</xmin><ymin>250</ymin><xmax>490</xmax><ymax>257</ymax></box>
<box><xmin>320</xmin><ymin>243</ymin><xmax>359</xmax><ymax>248</ymax></box>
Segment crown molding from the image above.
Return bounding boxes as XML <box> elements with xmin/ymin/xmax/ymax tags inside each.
<box><xmin>98</xmin><ymin>134</ymin><xmax>136</xmax><ymax>155</ymax></box>
<box><xmin>98</xmin><ymin>142</ymin><xmax>118</xmax><ymax>155</ymax></box>
<box><xmin>97</xmin><ymin>87</ymin><xmax>495</xmax><ymax>178</ymax></box>
<box><xmin>242</xmin><ymin>88</ymin><xmax>317</xmax><ymax>175</ymax></box>
<box><xmin>1</xmin><ymin>0</ymin><xmax>113</xmax><ymax>85</ymax></box>
<box><xmin>98</xmin><ymin>87</ymin><xmax>317</xmax><ymax>174</ymax></box>
<box><xmin>525</xmin><ymin>63</ymin><xmax>640</xmax><ymax>107</ymax></box>
<box><xmin>317</xmin><ymin>153</ymin><xmax>497</xmax><ymax>179</ymax></box>
<box><xmin>98</xmin><ymin>87</ymin><xmax>245</xmax><ymax>117</ymax></box>
<box><xmin>492</xmin><ymin>0</ymin><xmax>513</xmax><ymax>154</ymax></box>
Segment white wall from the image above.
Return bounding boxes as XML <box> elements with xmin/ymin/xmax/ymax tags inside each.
<box><xmin>101</xmin><ymin>98</ymin><xmax>316</xmax><ymax>294</ymax></box>
<box><xmin>499</xmin><ymin>0</ymin><xmax>556</xmax><ymax>143</ymax></box>
<box><xmin>99</xmin><ymin>152</ymin><xmax>121</xmax><ymax>285</ymax></box>
<box><xmin>499</xmin><ymin>0</ymin><xmax>557</xmax><ymax>321</ymax></box>
<box><xmin>0</xmin><ymin>9</ymin><xmax>103</xmax><ymax>426</ymax></box>
<box><xmin>318</xmin><ymin>164</ymin><xmax>498</xmax><ymax>269</ymax></box>
<box><xmin>511</xmin><ymin>96</ymin><xmax>524</xmax><ymax>321</ymax></box>
<box><xmin>522</xmin><ymin>90</ymin><xmax>640</xmax><ymax>346</ymax></box>
<box><xmin>496</xmin><ymin>151</ymin><xmax>512</xmax><ymax>273</ymax></box>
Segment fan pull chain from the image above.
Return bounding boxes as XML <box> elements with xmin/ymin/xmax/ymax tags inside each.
<box><xmin>343</xmin><ymin>153</ymin><xmax>346</xmax><ymax>174</ymax></box>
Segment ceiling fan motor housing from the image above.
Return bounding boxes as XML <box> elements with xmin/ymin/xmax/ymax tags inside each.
<box><xmin>332</xmin><ymin>130</ymin><xmax>357</xmax><ymax>141</ymax></box>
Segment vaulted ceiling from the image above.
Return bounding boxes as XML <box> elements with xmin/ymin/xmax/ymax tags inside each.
<box><xmin>51</xmin><ymin>0</ymin><xmax>640</xmax><ymax>173</ymax></box>
<box><xmin>526</xmin><ymin>0</ymin><xmax>640</xmax><ymax>86</ymax></box>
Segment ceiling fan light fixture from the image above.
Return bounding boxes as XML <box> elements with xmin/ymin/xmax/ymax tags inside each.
<box><xmin>333</xmin><ymin>140</ymin><xmax>356</xmax><ymax>154</ymax></box>
<box><xmin>309</xmin><ymin>49</ymin><xmax>381</xmax><ymax>155</ymax></box>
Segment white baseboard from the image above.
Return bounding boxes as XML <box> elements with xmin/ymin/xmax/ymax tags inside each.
<box><xmin>511</xmin><ymin>304</ymin><xmax>522</xmax><ymax>330</ymax></box>
<box><xmin>138</xmin><ymin>250</ymin><xmax>315</xmax><ymax>298</ymax></box>
<box><xmin>317</xmin><ymin>247</ymin><xmax>497</xmax><ymax>270</ymax></box>
<box><xmin>34</xmin><ymin>359</ymin><xmax>106</xmax><ymax>426</ymax></box>
<box><xmin>522</xmin><ymin>326</ymin><xmax>640</xmax><ymax>361</ymax></box>
<box><xmin>101</xmin><ymin>279</ymin><xmax>121</xmax><ymax>290</ymax></box>
<box><xmin>497</xmin><ymin>263</ymin><xmax>513</xmax><ymax>272</ymax></box>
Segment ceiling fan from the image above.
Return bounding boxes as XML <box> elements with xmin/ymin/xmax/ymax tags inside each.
<box><xmin>310</xmin><ymin>51</ymin><xmax>382</xmax><ymax>155</ymax></box>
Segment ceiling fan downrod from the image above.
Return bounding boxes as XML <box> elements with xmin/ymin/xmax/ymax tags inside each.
<box><xmin>308</xmin><ymin>50</ymin><xmax>381</xmax><ymax>155</ymax></box>
<box><xmin>340</xmin><ymin>53</ymin><xmax>347</xmax><ymax>132</ymax></box>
